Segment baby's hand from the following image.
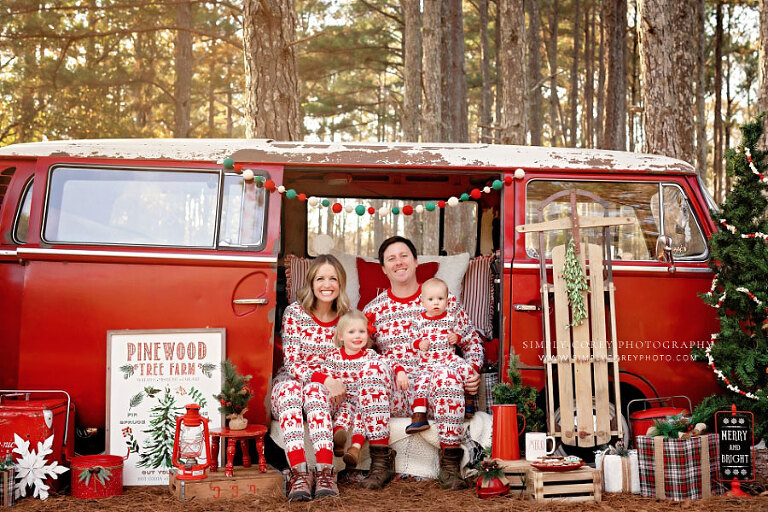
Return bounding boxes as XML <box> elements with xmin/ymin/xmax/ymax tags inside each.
<box><xmin>418</xmin><ymin>338</ymin><xmax>430</xmax><ymax>351</ymax></box>
<box><xmin>447</xmin><ymin>332</ymin><xmax>459</xmax><ymax>345</ymax></box>
<box><xmin>396</xmin><ymin>371</ymin><xmax>410</xmax><ymax>390</ymax></box>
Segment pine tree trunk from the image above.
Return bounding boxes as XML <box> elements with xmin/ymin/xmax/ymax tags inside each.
<box><xmin>173</xmin><ymin>0</ymin><xmax>192</xmax><ymax>138</ymax></box>
<box><xmin>500</xmin><ymin>0</ymin><xmax>526</xmax><ymax>145</ymax></box>
<box><xmin>584</xmin><ymin>0</ymin><xmax>595</xmax><ymax>148</ymax></box>
<box><xmin>480</xmin><ymin>0</ymin><xmax>493</xmax><ymax>143</ymax></box>
<box><xmin>602</xmin><ymin>0</ymin><xmax>625</xmax><ymax>151</ymax></box>
<box><xmin>495</xmin><ymin>3</ymin><xmax>503</xmax><ymax>133</ymax></box>
<box><xmin>401</xmin><ymin>0</ymin><xmax>422</xmax><ymax>142</ymax></box>
<box><xmin>548</xmin><ymin>0</ymin><xmax>560</xmax><ymax>146</ymax></box>
<box><xmin>713</xmin><ymin>0</ymin><xmax>723</xmax><ymax>201</ymax></box>
<box><xmin>639</xmin><ymin>0</ymin><xmax>695</xmax><ymax>162</ymax></box>
<box><xmin>695</xmin><ymin>0</ymin><xmax>707</xmax><ymax>177</ymax></box>
<box><xmin>596</xmin><ymin>0</ymin><xmax>605</xmax><ymax>148</ymax></box>
<box><xmin>440</xmin><ymin>0</ymin><xmax>467</xmax><ymax>142</ymax></box>
<box><xmin>528</xmin><ymin>0</ymin><xmax>543</xmax><ymax>146</ymax></box>
<box><xmin>725</xmin><ymin>5</ymin><xmax>733</xmax><ymax>192</ymax></box>
<box><xmin>242</xmin><ymin>0</ymin><xmax>301</xmax><ymax>140</ymax></box>
<box><xmin>759</xmin><ymin>0</ymin><xmax>768</xmax><ymax>149</ymax></box>
<box><xmin>629</xmin><ymin>1</ymin><xmax>638</xmax><ymax>151</ymax></box>
<box><xmin>569</xmin><ymin>0</ymin><xmax>581</xmax><ymax>147</ymax></box>
<box><xmin>422</xmin><ymin>0</ymin><xmax>442</xmax><ymax>142</ymax></box>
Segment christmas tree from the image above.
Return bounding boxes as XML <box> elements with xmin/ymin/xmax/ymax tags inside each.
<box><xmin>697</xmin><ymin>116</ymin><xmax>768</xmax><ymax>440</ymax></box>
<box><xmin>138</xmin><ymin>387</ymin><xmax>182</xmax><ymax>469</ymax></box>
<box><xmin>492</xmin><ymin>352</ymin><xmax>545</xmax><ymax>432</ymax></box>
<box><xmin>212</xmin><ymin>360</ymin><xmax>252</xmax><ymax>416</ymax></box>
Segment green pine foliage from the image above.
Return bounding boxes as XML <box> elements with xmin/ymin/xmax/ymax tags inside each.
<box><xmin>492</xmin><ymin>352</ymin><xmax>545</xmax><ymax>432</ymax></box>
<box><xmin>138</xmin><ymin>387</ymin><xmax>182</xmax><ymax>469</ymax></box>
<box><xmin>697</xmin><ymin>116</ymin><xmax>768</xmax><ymax>438</ymax></box>
<box><xmin>212</xmin><ymin>360</ymin><xmax>252</xmax><ymax>416</ymax></box>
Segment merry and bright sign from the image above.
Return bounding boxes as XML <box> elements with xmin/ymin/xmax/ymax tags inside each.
<box><xmin>106</xmin><ymin>329</ymin><xmax>224</xmax><ymax>486</ymax></box>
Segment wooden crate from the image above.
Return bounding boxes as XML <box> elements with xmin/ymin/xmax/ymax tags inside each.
<box><xmin>527</xmin><ymin>467</ymin><xmax>601</xmax><ymax>503</ymax></box>
<box><xmin>495</xmin><ymin>459</ymin><xmax>532</xmax><ymax>495</ymax></box>
<box><xmin>169</xmin><ymin>466</ymin><xmax>283</xmax><ymax>501</ymax></box>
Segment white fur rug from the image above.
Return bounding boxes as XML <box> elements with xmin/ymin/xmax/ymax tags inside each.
<box><xmin>269</xmin><ymin>411</ymin><xmax>492</xmax><ymax>479</ymax></box>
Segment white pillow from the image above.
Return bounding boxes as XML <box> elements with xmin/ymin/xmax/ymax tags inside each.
<box><xmin>329</xmin><ymin>249</ymin><xmax>368</xmax><ymax>309</ymax></box>
<box><xmin>418</xmin><ymin>252</ymin><xmax>470</xmax><ymax>300</ymax></box>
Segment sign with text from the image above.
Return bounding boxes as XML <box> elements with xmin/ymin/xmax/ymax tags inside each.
<box><xmin>106</xmin><ymin>329</ymin><xmax>225</xmax><ymax>486</ymax></box>
<box><xmin>715</xmin><ymin>409</ymin><xmax>755</xmax><ymax>482</ymax></box>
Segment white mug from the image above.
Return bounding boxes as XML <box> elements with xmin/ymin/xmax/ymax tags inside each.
<box><xmin>525</xmin><ymin>432</ymin><xmax>556</xmax><ymax>461</ymax></box>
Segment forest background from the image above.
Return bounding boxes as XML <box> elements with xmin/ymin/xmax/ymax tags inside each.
<box><xmin>1</xmin><ymin>0</ymin><xmax>765</xmax><ymax>201</ymax></box>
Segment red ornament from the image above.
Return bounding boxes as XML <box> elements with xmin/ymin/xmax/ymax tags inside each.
<box><xmin>298</xmin><ymin>193</ymin><xmax>306</xmax><ymax>201</ymax></box>
<box><xmin>368</xmin><ymin>207</ymin><xmax>375</xmax><ymax>215</ymax></box>
<box><xmin>402</xmin><ymin>205</ymin><xmax>414</xmax><ymax>215</ymax></box>
<box><xmin>504</xmin><ymin>175</ymin><xmax>513</xmax><ymax>185</ymax></box>
<box><xmin>438</xmin><ymin>200</ymin><xmax>446</xmax><ymax>208</ymax></box>
<box><xmin>332</xmin><ymin>202</ymin><xmax>343</xmax><ymax>213</ymax></box>
<box><xmin>470</xmin><ymin>188</ymin><xmax>482</xmax><ymax>199</ymax></box>
<box><xmin>264</xmin><ymin>179</ymin><xmax>276</xmax><ymax>192</ymax></box>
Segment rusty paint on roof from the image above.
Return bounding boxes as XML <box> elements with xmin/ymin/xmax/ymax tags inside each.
<box><xmin>0</xmin><ymin>139</ymin><xmax>698</xmax><ymax>175</ymax></box>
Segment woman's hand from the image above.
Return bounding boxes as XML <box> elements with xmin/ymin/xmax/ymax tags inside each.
<box><xmin>396</xmin><ymin>371</ymin><xmax>410</xmax><ymax>391</ymax></box>
<box><xmin>324</xmin><ymin>377</ymin><xmax>346</xmax><ymax>404</ymax></box>
<box><xmin>464</xmin><ymin>370</ymin><xmax>480</xmax><ymax>395</ymax></box>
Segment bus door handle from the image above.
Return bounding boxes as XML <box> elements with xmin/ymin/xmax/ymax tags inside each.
<box><xmin>513</xmin><ymin>304</ymin><xmax>541</xmax><ymax>312</ymax></box>
<box><xmin>233</xmin><ymin>298</ymin><xmax>269</xmax><ymax>305</ymax></box>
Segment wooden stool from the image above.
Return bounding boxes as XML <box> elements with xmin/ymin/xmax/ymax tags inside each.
<box><xmin>209</xmin><ymin>425</ymin><xmax>267</xmax><ymax>477</ymax></box>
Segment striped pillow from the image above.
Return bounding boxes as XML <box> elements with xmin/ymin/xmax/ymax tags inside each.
<box><xmin>285</xmin><ymin>254</ymin><xmax>313</xmax><ymax>304</ymax></box>
<box><xmin>461</xmin><ymin>254</ymin><xmax>495</xmax><ymax>337</ymax></box>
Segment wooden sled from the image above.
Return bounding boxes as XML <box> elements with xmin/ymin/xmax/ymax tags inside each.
<box><xmin>517</xmin><ymin>189</ymin><xmax>631</xmax><ymax>448</ymax></box>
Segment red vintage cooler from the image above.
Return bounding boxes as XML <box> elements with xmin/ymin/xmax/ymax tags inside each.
<box><xmin>0</xmin><ymin>390</ymin><xmax>75</xmax><ymax>486</ymax></box>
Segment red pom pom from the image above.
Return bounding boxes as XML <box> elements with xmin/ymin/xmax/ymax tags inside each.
<box><xmin>470</xmin><ymin>188</ymin><xmax>482</xmax><ymax>199</ymax></box>
<box><xmin>298</xmin><ymin>193</ymin><xmax>306</xmax><ymax>201</ymax></box>
<box><xmin>332</xmin><ymin>202</ymin><xmax>343</xmax><ymax>213</ymax></box>
<box><xmin>438</xmin><ymin>200</ymin><xmax>446</xmax><ymax>208</ymax></box>
<box><xmin>368</xmin><ymin>206</ymin><xmax>375</xmax><ymax>215</ymax></box>
<box><xmin>264</xmin><ymin>179</ymin><xmax>276</xmax><ymax>191</ymax></box>
<box><xmin>233</xmin><ymin>163</ymin><xmax>243</xmax><ymax>173</ymax></box>
<box><xmin>402</xmin><ymin>205</ymin><xmax>414</xmax><ymax>215</ymax></box>
<box><xmin>504</xmin><ymin>175</ymin><xmax>513</xmax><ymax>185</ymax></box>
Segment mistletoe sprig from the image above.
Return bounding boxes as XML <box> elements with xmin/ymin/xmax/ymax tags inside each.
<box><xmin>561</xmin><ymin>238</ymin><xmax>589</xmax><ymax>328</ymax></box>
<box><xmin>78</xmin><ymin>466</ymin><xmax>113</xmax><ymax>487</ymax></box>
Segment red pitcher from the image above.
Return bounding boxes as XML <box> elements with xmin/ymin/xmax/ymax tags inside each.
<box><xmin>491</xmin><ymin>404</ymin><xmax>526</xmax><ymax>460</ymax></box>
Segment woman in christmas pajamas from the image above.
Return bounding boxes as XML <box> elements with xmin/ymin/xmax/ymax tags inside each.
<box><xmin>361</xmin><ymin>236</ymin><xmax>483</xmax><ymax>490</ymax></box>
<box><xmin>270</xmin><ymin>254</ymin><xmax>349</xmax><ymax>501</ymax></box>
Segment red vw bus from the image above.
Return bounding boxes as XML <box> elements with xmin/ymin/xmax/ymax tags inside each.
<box><xmin>0</xmin><ymin>139</ymin><xmax>721</xmax><ymax>450</ymax></box>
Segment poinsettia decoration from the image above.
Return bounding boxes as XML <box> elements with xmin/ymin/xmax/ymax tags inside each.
<box><xmin>12</xmin><ymin>434</ymin><xmax>69</xmax><ymax>500</ymax></box>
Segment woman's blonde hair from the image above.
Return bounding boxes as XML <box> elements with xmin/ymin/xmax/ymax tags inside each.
<box><xmin>297</xmin><ymin>254</ymin><xmax>350</xmax><ymax>316</ymax></box>
<box><xmin>333</xmin><ymin>310</ymin><xmax>371</xmax><ymax>348</ymax></box>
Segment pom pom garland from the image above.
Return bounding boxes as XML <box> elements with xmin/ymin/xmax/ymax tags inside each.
<box><xmin>286</xmin><ymin>189</ymin><xmax>297</xmax><ymax>200</ymax></box>
<box><xmin>514</xmin><ymin>168</ymin><xmax>526</xmax><ymax>179</ymax></box>
<box><xmin>242</xmin><ymin>170</ymin><xmax>254</xmax><ymax>181</ymax></box>
<box><xmin>470</xmin><ymin>189</ymin><xmax>482</xmax><ymax>199</ymax></box>
<box><xmin>332</xmin><ymin>202</ymin><xmax>343</xmax><ymax>213</ymax></box>
<box><xmin>222</xmin><ymin>157</ymin><xmax>235</xmax><ymax>169</ymax></box>
<box><xmin>402</xmin><ymin>205</ymin><xmax>414</xmax><ymax>215</ymax></box>
<box><xmin>447</xmin><ymin>196</ymin><xmax>459</xmax><ymax>207</ymax></box>
<box><xmin>277</xmin><ymin>185</ymin><xmax>286</xmax><ymax>194</ymax></box>
<box><xmin>308</xmin><ymin>197</ymin><xmax>319</xmax><ymax>207</ymax></box>
<box><xmin>264</xmin><ymin>179</ymin><xmax>276</xmax><ymax>192</ymax></box>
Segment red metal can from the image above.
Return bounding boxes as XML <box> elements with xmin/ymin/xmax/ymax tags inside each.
<box><xmin>70</xmin><ymin>455</ymin><xmax>124</xmax><ymax>499</ymax></box>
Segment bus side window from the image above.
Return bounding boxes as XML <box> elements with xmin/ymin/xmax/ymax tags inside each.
<box><xmin>13</xmin><ymin>179</ymin><xmax>33</xmax><ymax>244</ymax></box>
<box><xmin>218</xmin><ymin>173</ymin><xmax>267</xmax><ymax>248</ymax></box>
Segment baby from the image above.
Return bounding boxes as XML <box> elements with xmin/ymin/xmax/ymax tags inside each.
<box><xmin>320</xmin><ymin>309</ymin><xmax>403</xmax><ymax>466</ymax></box>
<box><xmin>406</xmin><ymin>277</ymin><xmax>477</xmax><ymax>434</ymax></box>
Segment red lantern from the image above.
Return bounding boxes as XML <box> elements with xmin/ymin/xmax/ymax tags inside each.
<box><xmin>172</xmin><ymin>404</ymin><xmax>212</xmax><ymax>481</ymax></box>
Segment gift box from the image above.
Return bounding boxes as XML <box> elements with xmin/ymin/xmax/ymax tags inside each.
<box><xmin>636</xmin><ymin>434</ymin><xmax>719</xmax><ymax>501</ymax></box>
<box><xmin>595</xmin><ymin>449</ymin><xmax>640</xmax><ymax>493</ymax></box>
<box><xmin>1</xmin><ymin>469</ymin><xmax>14</xmax><ymax>507</ymax></box>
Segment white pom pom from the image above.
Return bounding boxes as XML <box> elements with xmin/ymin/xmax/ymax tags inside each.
<box><xmin>378</xmin><ymin>206</ymin><xmax>389</xmax><ymax>216</ymax></box>
<box><xmin>308</xmin><ymin>197</ymin><xmax>319</xmax><ymax>207</ymax></box>
<box><xmin>447</xmin><ymin>196</ymin><xmax>459</xmax><ymax>207</ymax></box>
<box><xmin>415</xmin><ymin>204</ymin><xmax>424</xmax><ymax>214</ymax></box>
<box><xmin>514</xmin><ymin>168</ymin><xmax>526</xmax><ymax>179</ymax></box>
<box><xmin>345</xmin><ymin>204</ymin><xmax>354</xmax><ymax>214</ymax></box>
<box><xmin>242</xmin><ymin>170</ymin><xmax>254</xmax><ymax>181</ymax></box>
<box><xmin>483</xmin><ymin>186</ymin><xmax>491</xmax><ymax>194</ymax></box>
<box><xmin>277</xmin><ymin>185</ymin><xmax>286</xmax><ymax>194</ymax></box>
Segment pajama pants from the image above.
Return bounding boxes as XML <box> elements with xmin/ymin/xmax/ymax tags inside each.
<box><xmin>357</xmin><ymin>361</ymin><xmax>467</xmax><ymax>447</ymax></box>
<box><xmin>270</xmin><ymin>374</ymin><xmax>333</xmax><ymax>467</ymax></box>
<box><xmin>330</xmin><ymin>397</ymin><xmax>366</xmax><ymax>445</ymax></box>
<box><xmin>413</xmin><ymin>354</ymin><xmax>474</xmax><ymax>407</ymax></box>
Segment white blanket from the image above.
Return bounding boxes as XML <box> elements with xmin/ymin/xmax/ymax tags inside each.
<box><xmin>269</xmin><ymin>411</ymin><xmax>493</xmax><ymax>479</ymax></box>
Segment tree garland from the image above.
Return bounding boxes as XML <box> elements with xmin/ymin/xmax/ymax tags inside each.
<box><xmin>561</xmin><ymin>238</ymin><xmax>589</xmax><ymax>328</ymax></box>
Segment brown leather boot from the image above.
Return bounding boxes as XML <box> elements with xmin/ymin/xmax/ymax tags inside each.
<box><xmin>360</xmin><ymin>445</ymin><xmax>396</xmax><ymax>489</ymax></box>
<box><xmin>437</xmin><ymin>446</ymin><xmax>468</xmax><ymax>490</ymax></box>
<box><xmin>343</xmin><ymin>444</ymin><xmax>361</xmax><ymax>467</ymax></box>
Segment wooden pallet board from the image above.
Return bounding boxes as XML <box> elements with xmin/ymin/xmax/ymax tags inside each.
<box><xmin>169</xmin><ymin>466</ymin><xmax>283</xmax><ymax>501</ymax></box>
<box><xmin>495</xmin><ymin>459</ymin><xmax>532</xmax><ymax>494</ymax></box>
<box><xmin>527</xmin><ymin>467</ymin><xmax>601</xmax><ymax>503</ymax></box>
<box><xmin>552</xmin><ymin>244</ymin><xmax>576</xmax><ymax>446</ymax></box>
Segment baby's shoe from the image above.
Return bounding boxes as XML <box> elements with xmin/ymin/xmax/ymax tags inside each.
<box><xmin>405</xmin><ymin>412</ymin><xmax>430</xmax><ymax>434</ymax></box>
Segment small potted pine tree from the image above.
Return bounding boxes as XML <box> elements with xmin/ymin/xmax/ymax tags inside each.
<box><xmin>212</xmin><ymin>360</ymin><xmax>253</xmax><ymax>430</ymax></box>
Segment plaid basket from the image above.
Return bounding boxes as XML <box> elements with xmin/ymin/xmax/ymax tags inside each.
<box><xmin>477</xmin><ymin>371</ymin><xmax>498</xmax><ymax>413</ymax></box>
<box><xmin>636</xmin><ymin>434</ymin><xmax>720</xmax><ymax>501</ymax></box>
<box><xmin>1</xmin><ymin>469</ymin><xmax>14</xmax><ymax>507</ymax></box>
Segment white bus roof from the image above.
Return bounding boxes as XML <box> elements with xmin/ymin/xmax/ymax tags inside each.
<box><xmin>0</xmin><ymin>139</ymin><xmax>697</xmax><ymax>175</ymax></box>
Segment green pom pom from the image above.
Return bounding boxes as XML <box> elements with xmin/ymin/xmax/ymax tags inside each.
<box><xmin>425</xmin><ymin>202</ymin><xmax>436</xmax><ymax>211</ymax></box>
<box><xmin>391</xmin><ymin>206</ymin><xmax>400</xmax><ymax>215</ymax></box>
<box><xmin>321</xmin><ymin>199</ymin><xmax>330</xmax><ymax>207</ymax></box>
<box><xmin>492</xmin><ymin>180</ymin><xmax>503</xmax><ymax>190</ymax></box>
<box><xmin>254</xmin><ymin>175</ymin><xmax>264</xmax><ymax>183</ymax></box>
<box><xmin>223</xmin><ymin>157</ymin><xmax>235</xmax><ymax>169</ymax></box>
<box><xmin>286</xmin><ymin>189</ymin><xmax>297</xmax><ymax>199</ymax></box>
<box><xmin>460</xmin><ymin>193</ymin><xmax>469</xmax><ymax>202</ymax></box>
<box><xmin>355</xmin><ymin>205</ymin><xmax>366</xmax><ymax>216</ymax></box>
